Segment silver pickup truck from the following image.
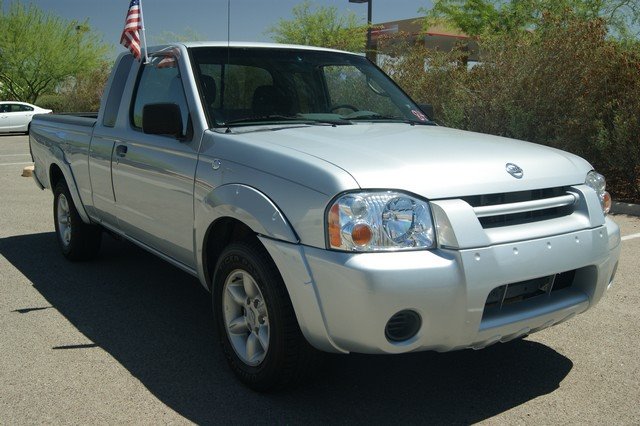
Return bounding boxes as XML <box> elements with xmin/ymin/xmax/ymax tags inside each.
<box><xmin>30</xmin><ymin>42</ymin><xmax>621</xmax><ymax>391</ymax></box>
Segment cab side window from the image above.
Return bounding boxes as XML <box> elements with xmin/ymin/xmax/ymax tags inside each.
<box><xmin>131</xmin><ymin>57</ymin><xmax>190</xmax><ymax>137</ymax></box>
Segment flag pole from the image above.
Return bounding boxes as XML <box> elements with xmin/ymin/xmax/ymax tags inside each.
<box><xmin>139</xmin><ymin>0</ymin><xmax>150</xmax><ymax>63</ymax></box>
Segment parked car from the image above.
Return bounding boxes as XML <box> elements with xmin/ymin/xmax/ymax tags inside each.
<box><xmin>0</xmin><ymin>101</ymin><xmax>52</xmax><ymax>134</ymax></box>
<box><xmin>29</xmin><ymin>43</ymin><xmax>621</xmax><ymax>391</ymax></box>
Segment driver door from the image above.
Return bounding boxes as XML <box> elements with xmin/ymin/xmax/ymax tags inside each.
<box><xmin>111</xmin><ymin>55</ymin><xmax>199</xmax><ymax>269</ymax></box>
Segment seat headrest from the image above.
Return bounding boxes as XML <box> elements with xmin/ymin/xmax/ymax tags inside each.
<box><xmin>252</xmin><ymin>85</ymin><xmax>291</xmax><ymax>116</ymax></box>
<box><xmin>200</xmin><ymin>75</ymin><xmax>217</xmax><ymax>106</ymax></box>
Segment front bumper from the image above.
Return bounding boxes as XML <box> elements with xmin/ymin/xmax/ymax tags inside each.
<box><xmin>261</xmin><ymin>218</ymin><xmax>621</xmax><ymax>354</ymax></box>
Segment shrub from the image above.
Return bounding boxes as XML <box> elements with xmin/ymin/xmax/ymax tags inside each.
<box><xmin>36</xmin><ymin>62</ymin><xmax>111</xmax><ymax>113</ymax></box>
<box><xmin>379</xmin><ymin>15</ymin><xmax>640</xmax><ymax>202</ymax></box>
<box><xmin>35</xmin><ymin>94</ymin><xmax>66</xmax><ymax>113</ymax></box>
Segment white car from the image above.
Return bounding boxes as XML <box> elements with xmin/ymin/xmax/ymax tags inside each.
<box><xmin>0</xmin><ymin>102</ymin><xmax>52</xmax><ymax>134</ymax></box>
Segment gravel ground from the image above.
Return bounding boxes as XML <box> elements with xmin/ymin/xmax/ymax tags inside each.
<box><xmin>1</xmin><ymin>134</ymin><xmax>638</xmax><ymax>424</ymax></box>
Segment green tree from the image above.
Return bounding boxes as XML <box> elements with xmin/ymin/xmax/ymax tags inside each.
<box><xmin>266</xmin><ymin>1</ymin><xmax>368</xmax><ymax>52</ymax></box>
<box><xmin>0</xmin><ymin>1</ymin><xmax>109</xmax><ymax>103</ymax></box>
<box><xmin>421</xmin><ymin>0</ymin><xmax>640</xmax><ymax>38</ymax></box>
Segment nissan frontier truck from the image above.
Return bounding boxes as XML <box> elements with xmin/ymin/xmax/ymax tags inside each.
<box><xmin>29</xmin><ymin>42</ymin><xmax>621</xmax><ymax>390</ymax></box>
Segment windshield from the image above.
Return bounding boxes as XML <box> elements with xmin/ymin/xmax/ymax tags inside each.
<box><xmin>190</xmin><ymin>47</ymin><xmax>431</xmax><ymax>128</ymax></box>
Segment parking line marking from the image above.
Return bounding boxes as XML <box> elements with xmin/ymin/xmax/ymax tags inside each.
<box><xmin>622</xmin><ymin>232</ymin><xmax>640</xmax><ymax>241</ymax></box>
<box><xmin>0</xmin><ymin>162</ymin><xmax>33</xmax><ymax>166</ymax></box>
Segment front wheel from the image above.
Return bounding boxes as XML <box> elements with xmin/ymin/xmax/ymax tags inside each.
<box><xmin>53</xmin><ymin>180</ymin><xmax>102</xmax><ymax>261</ymax></box>
<box><xmin>213</xmin><ymin>240</ymin><xmax>319</xmax><ymax>391</ymax></box>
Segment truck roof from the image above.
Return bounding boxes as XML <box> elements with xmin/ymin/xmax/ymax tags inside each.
<box><xmin>156</xmin><ymin>41</ymin><xmax>362</xmax><ymax>56</ymax></box>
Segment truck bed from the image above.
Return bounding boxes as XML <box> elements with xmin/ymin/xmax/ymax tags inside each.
<box><xmin>30</xmin><ymin>112</ymin><xmax>98</xmax><ymax>212</ymax></box>
<box><xmin>33</xmin><ymin>112</ymin><xmax>98</xmax><ymax>127</ymax></box>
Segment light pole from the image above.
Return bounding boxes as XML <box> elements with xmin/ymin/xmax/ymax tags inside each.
<box><xmin>349</xmin><ymin>0</ymin><xmax>373</xmax><ymax>60</ymax></box>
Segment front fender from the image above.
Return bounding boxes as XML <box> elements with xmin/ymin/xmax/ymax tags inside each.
<box><xmin>204</xmin><ymin>183</ymin><xmax>298</xmax><ymax>242</ymax></box>
<box><xmin>194</xmin><ymin>183</ymin><xmax>299</xmax><ymax>285</ymax></box>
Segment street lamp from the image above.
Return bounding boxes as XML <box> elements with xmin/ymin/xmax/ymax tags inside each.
<box><xmin>348</xmin><ymin>0</ymin><xmax>373</xmax><ymax>60</ymax></box>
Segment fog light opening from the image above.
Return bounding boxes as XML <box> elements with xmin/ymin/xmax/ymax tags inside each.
<box><xmin>385</xmin><ymin>310</ymin><xmax>421</xmax><ymax>342</ymax></box>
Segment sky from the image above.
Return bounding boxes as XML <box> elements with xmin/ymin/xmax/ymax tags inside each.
<box><xmin>6</xmin><ymin>1</ymin><xmax>433</xmax><ymax>55</ymax></box>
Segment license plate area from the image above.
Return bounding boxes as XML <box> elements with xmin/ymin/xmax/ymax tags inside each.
<box><xmin>484</xmin><ymin>269</ymin><xmax>576</xmax><ymax>311</ymax></box>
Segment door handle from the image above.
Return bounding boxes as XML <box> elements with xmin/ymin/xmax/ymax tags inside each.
<box><xmin>115</xmin><ymin>145</ymin><xmax>128</xmax><ymax>157</ymax></box>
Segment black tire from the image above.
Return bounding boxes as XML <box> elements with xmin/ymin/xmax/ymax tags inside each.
<box><xmin>213</xmin><ymin>240</ymin><xmax>320</xmax><ymax>391</ymax></box>
<box><xmin>53</xmin><ymin>180</ymin><xmax>102</xmax><ymax>261</ymax></box>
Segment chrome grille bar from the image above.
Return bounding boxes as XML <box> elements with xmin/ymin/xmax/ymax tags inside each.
<box><xmin>473</xmin><ymin>193</ymin><xmax>577</xmax><ymax>218</ymax></box>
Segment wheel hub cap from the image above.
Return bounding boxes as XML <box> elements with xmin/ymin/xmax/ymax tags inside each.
<box><xmin>56</xmin><ymin>194</ymin><xmax>72</xmax><ymax>247</ymax></box>
<box><xmin>222</xmin><ymin>270</ymin><xmax>270</xmax><ymax>366</ymax></box>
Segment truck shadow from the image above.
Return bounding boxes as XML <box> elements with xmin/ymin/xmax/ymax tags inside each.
<box><xmin>0</xmin><ymin>232</ymin><xmax>573</xmax><ymax>424</ymax></box>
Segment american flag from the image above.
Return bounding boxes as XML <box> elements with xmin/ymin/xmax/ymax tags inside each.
<box><xmin>120</xmin><ymin>0</ymin><xmax>143</xmax><ymax>60</ymax></box>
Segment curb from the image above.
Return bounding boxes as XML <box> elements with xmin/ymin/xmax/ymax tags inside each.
<box><xmin>21</xmin><ymin>165</ymin><xmax>34</xmax><ymax>178</ymax></box>
<box><xmin>611</xmin><ymin>201</ymin><xmax>640</xmax><ymax>217</ymax></box>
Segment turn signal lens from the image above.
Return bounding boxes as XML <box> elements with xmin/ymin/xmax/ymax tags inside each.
<box><xmin>328</xmin><ymin>203</ymin><xmax>341</xmax><ymax>247</ymax></box>
<box><xmin>603</xmin><ymin>191</ymin><xmax>612</xmax><ymax>214</ymax></box>
<box><xmin>351</xmin><ymin>223</ymin><xmax>373</xmax><ymax>246</ymax></box>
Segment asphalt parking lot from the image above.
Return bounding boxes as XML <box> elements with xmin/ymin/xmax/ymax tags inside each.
<box><xmin>1</xmin><ymin>133</ymin><xmax>639</xmax><ymax>424</ymax></box>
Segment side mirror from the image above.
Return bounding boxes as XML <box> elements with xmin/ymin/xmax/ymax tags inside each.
<box><xmin>418</xmin><ymin>103</ymin><xmax>435</xmax><ymax>121</ymax></box>
<box><xmin>142</xmin><ymin>103</ymin><xmax>183</xmax><ymax>138</ymax></box>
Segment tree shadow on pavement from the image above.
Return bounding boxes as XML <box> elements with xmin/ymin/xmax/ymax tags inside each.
<box><xmin>0</xmin><ymin>232</ymin><xmax>573</xmax><ymax>424</ymax></box>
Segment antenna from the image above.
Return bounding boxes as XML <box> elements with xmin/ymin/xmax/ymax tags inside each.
<box><xmin>222</xmin><ymin>0</ymin><xmax>231</xmax><ymax>125</ymax></box>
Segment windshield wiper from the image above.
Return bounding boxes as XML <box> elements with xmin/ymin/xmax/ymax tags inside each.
<box><xmin>224</xmin><ymin>115</ymin><xmax>308</xmax><ymax>126</ymax></box>
<box><xmin>224</xmin><ymin>114</ymin><xmax>351</xmax><ymax>128</ymax></box>
<box><xmin>347</xmin><ymin>113</ymin><xmax>436</xmax><ymax>125</ymax></box>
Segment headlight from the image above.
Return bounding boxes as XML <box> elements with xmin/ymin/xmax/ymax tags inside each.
<box><xmin>327</xmin><ymin>191</ymin><xmax>436</xmax><ymax>251</ymax></box>
<box><xmin>585</xmin><ymin>170</ymin><xmax>612</xmax><ymax>214</ymax></box>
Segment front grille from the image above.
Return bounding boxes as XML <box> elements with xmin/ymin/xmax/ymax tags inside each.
<box><xmin>462</xmin><ymin>187</ymin><xmax>568</xmax><ymax>207</ymax></box>
<box><xmin>461</xmin><ymin>187</ymin><xmax>577</xmax><ymax>228</ymax></box>
<box><xmin>484</xmin><ymin>270</ymin><xmax>576</xmax><ymax>311</ymax></box>
<box><xmin>478</xmin><ymin>205</ymin><xmax>574</xmax><ymax>228</ymax></box>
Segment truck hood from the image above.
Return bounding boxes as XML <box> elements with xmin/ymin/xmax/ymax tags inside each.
<box><xmin>232</xmin><ymin>123</ymin><xmax>592</xmax><ymax>199</ymax></box>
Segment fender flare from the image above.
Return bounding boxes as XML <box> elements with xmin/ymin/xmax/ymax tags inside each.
<box><xmin>197</xmin><ymin>183</ymin><xmax>299</xmax><ymax>248</ymax></box>
<box><xmin>195</xmin><ymin>183</ymin><xmax>299</xmax><ymax>289</ymax></box>
<box><xmin>49</xmin><ymin>146</ymin><xmax>91</xmax><ymax>224</ymax></box>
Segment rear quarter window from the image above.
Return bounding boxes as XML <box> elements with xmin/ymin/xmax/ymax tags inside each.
<box><xmin>103</xmin><ymin>54</ymin><xmax>134</xmax><ymax>127</ymax></box>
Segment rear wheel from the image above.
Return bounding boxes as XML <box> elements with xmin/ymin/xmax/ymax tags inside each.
<box><xmin>213</xmin><ymin>240</ymin><xmax>319</xmax><ymax>391</ymax></box>
<box><xmin>53</xmin><ymin>180</ymin><xmax>102</xmax><ymax>261</ymax></box>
